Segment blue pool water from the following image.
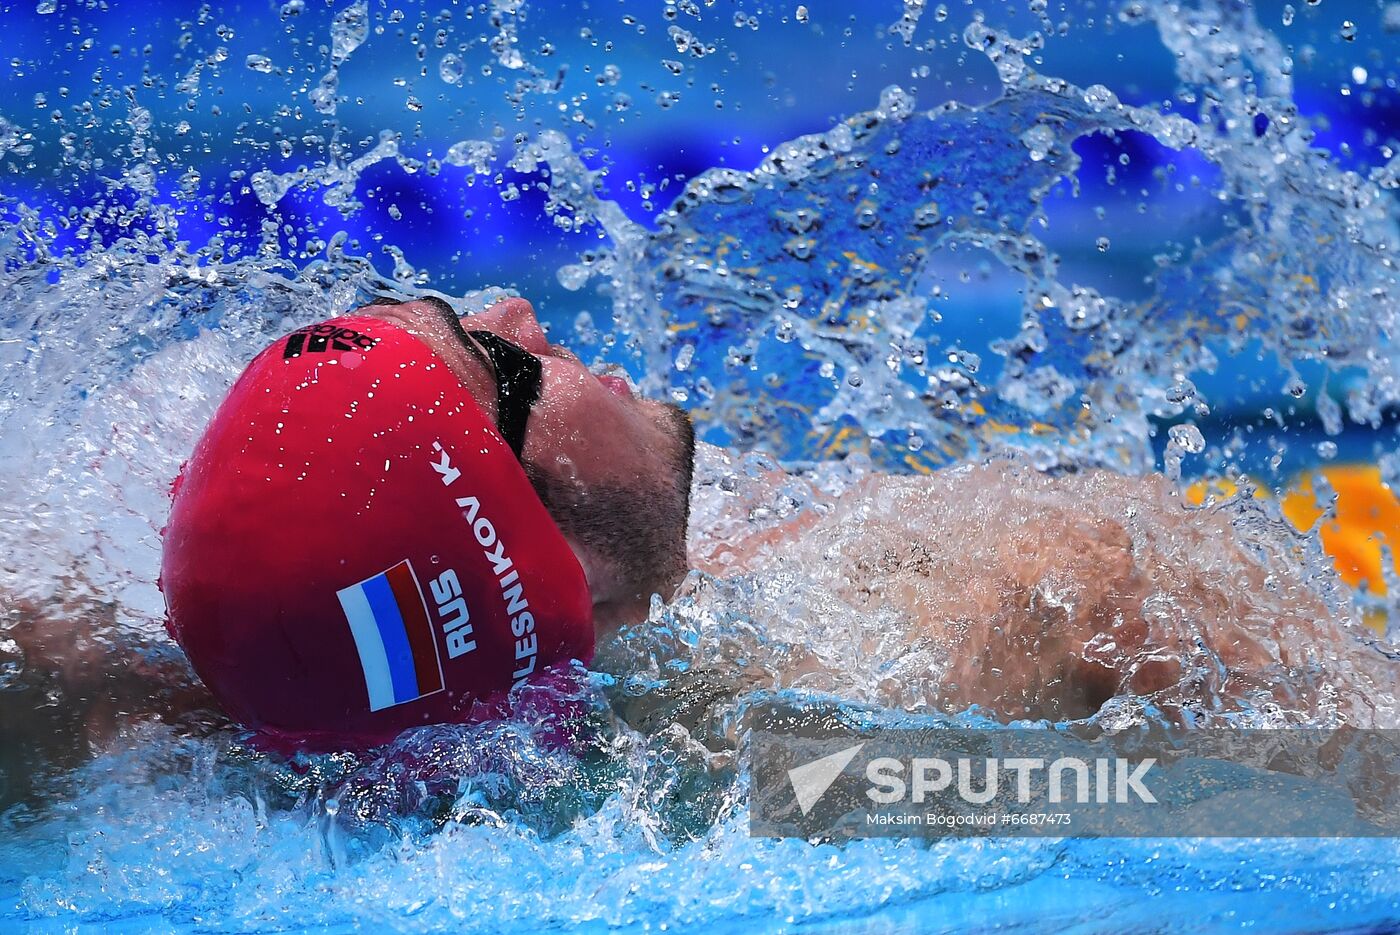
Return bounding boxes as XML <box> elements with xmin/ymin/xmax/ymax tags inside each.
<box><xmin>2</xmin><ymin>0</ymin><xmax>1400</xmax><ymax>930</ymax></box>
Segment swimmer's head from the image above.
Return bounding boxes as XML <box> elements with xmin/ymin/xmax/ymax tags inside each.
<box><xmin>161</xmin><ymin>297</ymin><xmax>694</xmax><ymax>747</ymax></box>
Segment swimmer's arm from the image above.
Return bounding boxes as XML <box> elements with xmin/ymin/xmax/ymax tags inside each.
<box><xmin>690</xmin><ymin>458</ymin><xmax>833</xmax><ymax>575</ymax></box>
<box><xmin>0</xmin><ymin>591</ymin><xmax>212</xmax><ymax>804</ymax></box>
<box><xmin>820</xmin><ymin>465</ymin><xmax>1352</xmax><ymax>719</ymax></box>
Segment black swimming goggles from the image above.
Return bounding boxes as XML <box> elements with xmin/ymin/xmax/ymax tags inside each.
<box><xmin>366</xmin><ymin>296</ymin><xmax>542</xmax><ymax>459</ymax></box>
<box><xmin>464</xmin><ymin>329</ymin><xmax>542</xmax><ymax>460</ymax></box>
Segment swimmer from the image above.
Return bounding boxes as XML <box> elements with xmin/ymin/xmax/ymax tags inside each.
<box><xmin>7</xmin><ymin>296</ymin><xmax>1393</xmax><ymax>762</ymax></box>
<box><xmin>160</xmin><ymin>295</ymin><xmax>696</xmax><ymax>747</ymax></box>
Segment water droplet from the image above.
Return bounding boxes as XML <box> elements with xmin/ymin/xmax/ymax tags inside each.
<box><xmin>783</xmin><ymin>237</ymin><xmax>815</xmax><ymax>260</ymax></box>
<box><xmin>1340</xmin><ymin>20</ymin><xmax>1357</xmax><ymax>41</ymax></box>
<box><xmin>1168</xmin><ymin>423</ymin><xmax>1205</xmax><ymax>454</ymax></box>
<box><xmin>330</xmin><ymin>1</ymin><xmax>370</xmax><ymax>65</ymax></box>
<box><xmin>1082</xmin><ymin>84</ymin><xmax>1118</xmax><ymax>112</ymax></box>
<box><xmin>668</xmin><ymin>24</ymin><xmax>713</xmax><ymax>57</ymax></box>
<box><xmin>913</xmin><ymin>202</ymin><xmax>942</xmax><ymax>228</ymax></box>
<box><xmin>445</xmin><ymin>139</ymin><xmax>493</xmax><ymax>172</ymax></box>
<box><xmin>557</xmin><ymin>263</ymin><xmax>589</xmax><ymax>290</ymax></box>
<box><xmin>1020</xmin><ymin>124</ymin><xmax>1055</xmax><ymax>161</ymax></box>
<box><xmin>1096</xmin><ymin>236</ymin><xmax>1110</xmax><ymax>252</ymax></box>
<box><xmin>245</xmin><ymin>54</ymin><xmax>275</xmax><ymax>74</ymax></box>
<box><xmin>439</xmin><ymin>53</ymin><xmax>465</xmax><ymax>84</ymax></box>
<box><xmin>309</xmin><ymin>71</ymin><xmax>339</xmax><ymax>115</ymax></box>
<box><xmin>795</xmin><ymin>5</ymin><xmax>809</xmax><ymax>23</ymax></box>
<box><xmin>35</xmin><ymin>0</ymin><xmax>56</xmax><ymax>12</ymax></box>
<box><xmin>1282</xmin><ymin>4</ymin><xmax>1294</xmax><ymax>26</ymax></box>
<box><xmin>675</xmin><ymin>343</ymin><xmax>696</xmax><ymax>370</ymax></box>
<box><xmin>1166</xmin><ymin>379</ymin><xmax>1197</xmax><ymax>404</ymax></box>
<box><xmin>249</xmin><ymin>169</ymin><xmax>292</xmax><ymax>206</ymax></box>
<box><xmin>949</xmin><ymin>347</ymin><xmax>981</xmax><ymax>372</ymax></box>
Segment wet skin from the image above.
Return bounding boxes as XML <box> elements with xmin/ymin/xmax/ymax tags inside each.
<box><xmin>692</xmin><ymin>457</ymin><xmax>1388</xmax><ymax>724</ymax></box>
<box><xmin>360</xmin><ymin>296</ymin><xmax>695</xmax><ymax>636</ymax></box>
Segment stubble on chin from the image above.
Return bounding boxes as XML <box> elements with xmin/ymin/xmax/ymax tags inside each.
<box><xmin>526</xmin><ymin>401</ymin><xmax>696</xmax><ymax>612</ymax></box>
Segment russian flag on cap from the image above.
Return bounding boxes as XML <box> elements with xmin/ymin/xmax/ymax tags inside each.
<box><xmin>336</xmin><ymin>560</ymin><xmax>445</xmax><ymax>711</ymax></box>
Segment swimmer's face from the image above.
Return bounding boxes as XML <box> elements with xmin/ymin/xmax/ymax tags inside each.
<box><xmin>360</xmin><ymin>297</ymin><xmax>695</xmax><ymax>632</ymax></box>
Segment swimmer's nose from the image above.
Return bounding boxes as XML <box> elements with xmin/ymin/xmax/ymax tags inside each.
<box><xmin>468</xmin><ymin>297</ymin><xmax>549</xmax><ymax>354</ymax></box>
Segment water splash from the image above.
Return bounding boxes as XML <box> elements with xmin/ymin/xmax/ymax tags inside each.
<box><xmin>549</xmin><ymin>11</ymin><xmax>1399</xmax><ymax>478</ymax></box>
<box><xmin>1</xmin><ymin>0</ymin><xmax>1399</xmax><ymax>930</ymax></box>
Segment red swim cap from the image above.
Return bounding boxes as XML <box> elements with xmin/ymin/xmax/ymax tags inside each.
<box><xmin>161</xmin><ymin>314</ymin><xmax>594</xmax><ymax>748</ymax></box>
